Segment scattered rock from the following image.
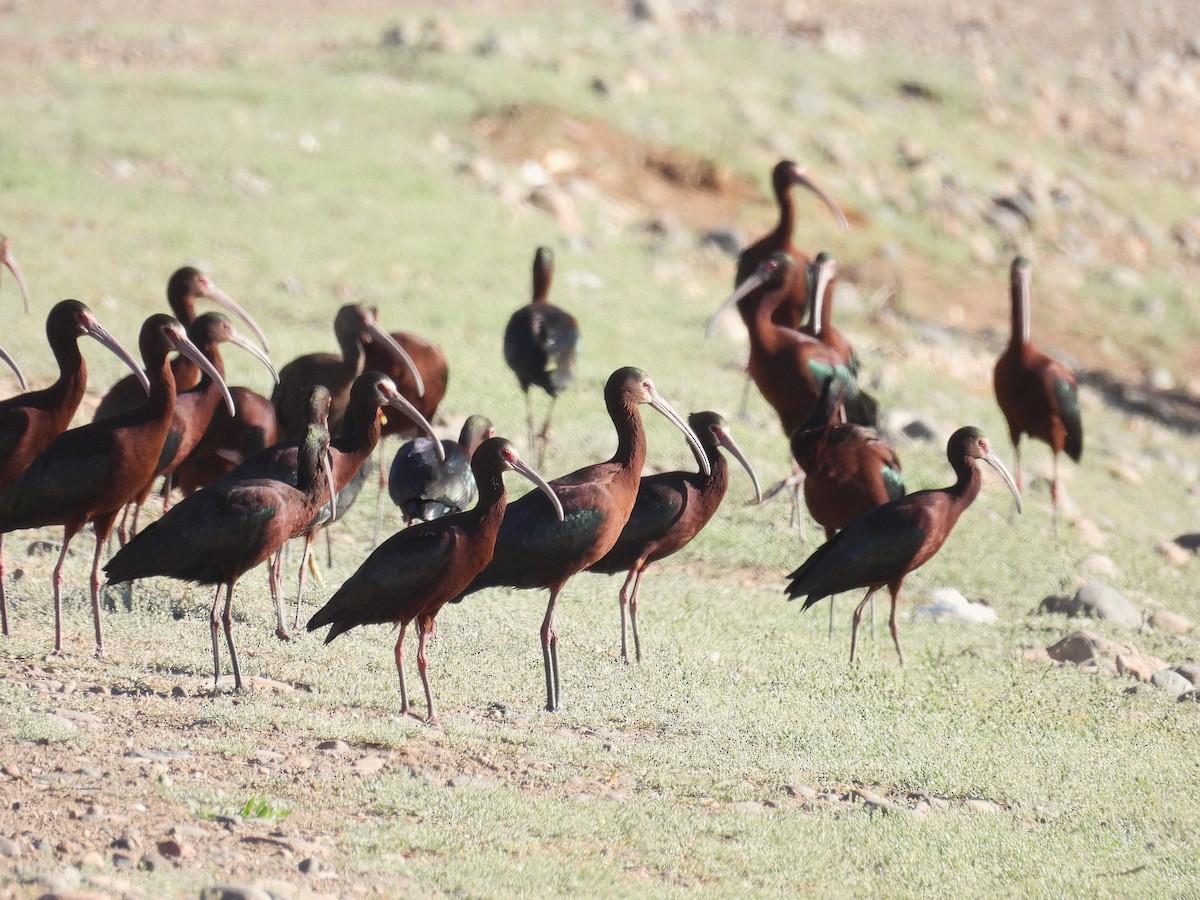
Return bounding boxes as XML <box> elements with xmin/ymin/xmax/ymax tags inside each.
<box><xmin>0</xmin><ymin>835</ymin><xmax>20</xmax><ymax>857</ymax></box>
<box><xmin>782</xmin><ymin>784</ymin><xmax>817</xmax><ymax>801</ymax></box>
<box><xmin>1149</xmin><ymin>609</ymin><xmax>1194</xmax><ymax>635</ymax></box>
<box><xmin>200</xmin><ymin>885</ymin><xmax>274</xmax><ymax>900</ymax></box>
<box><xmin>963</xmin><ymin>798</ymin><xmax>1002</xmax><ymax>814</ymax></box>
<box><xmin>315</xmin><ymin>740</ymin><xmax>349</xmax><ymax>753</ymax></box>
<box><xmin>1177</xmin><ymin>690</ymin><xmax>1200</xmax><ymax>703</ymax></box>
<box><xmin>157</xmin><ymin>838</ymin><xmax>193</xmax><ymax>859</ymax></box>
<box><xmin>853</xmin><ymin>788</ymin><xmax>895</xmax><ymax>815</ymax></box>
<box><xmin>1115</xmin><ymin>652</ymin><xmax>1171</xmax><ymax>682</ymax></box>
<box><xmin>1156</xmin><ymin>540</ymin><xmax>1191</xmax><ymax>567</ymax></box>
<box><xmin>726</xmin><ymin>800</ymin><xmax>766</xmax><ymax>816</ymax></box>
<box><xmin>353</xmin><ymin>756</ymin><xmax>387</xmax><ymax>777</ymax></box>
<box><xmin>1077</xmin><ymin>555</ymin><xmax>1120</xmax><ymax>578</ymax></box>
<box><xmin>299</xmin><ymin>857</ymin><xmax>324</xmax><ymax>875</ymax></box>
<box><xmin>1151</xmin><ymin>669</ymin><xmax>1193</xmax><ymax>696</ymax></box>
<box><xmin>1041</xmin><ymin>581</ymin><xmax>1142</xmax><ymax>629</ymax></box>
<box><xmin>1172</xmin><ymin>663</ymin><xmax>1200</xmax><ymax>685</ymax></box>
<box><xmin>914</xmin><ymin>588</ymin><xmax>997</xmax><ymax>624</ymax></box>
<box><xmin>1045</xmin><ymin>630</ymin><xmax>1130</xmax><ymax>665</ymax></box>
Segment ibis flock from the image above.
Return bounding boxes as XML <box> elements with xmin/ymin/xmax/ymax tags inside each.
<box><xmin>0</xmin><ymin>165</ymin><xmax>1078</xmax><ymax>718</ymax></box>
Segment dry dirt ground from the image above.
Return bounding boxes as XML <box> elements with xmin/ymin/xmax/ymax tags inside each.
<box><xmin>1</xmin><ymin>2</ymin><xmax>1198</xmax><ymax>897</ymax></box>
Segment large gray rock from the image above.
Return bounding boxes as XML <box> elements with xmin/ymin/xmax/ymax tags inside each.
<box><xmin>1041</xmin><ymin>581</ymin><xmax>1142</xmax><ymax>629</ymax></box>
<box><xmin>1151</xmin><ymin>669</ymin><xmax>1193</xmax><ymax>696</ymax></box>
<box><xmin>1172</xmin><ymin>663</ymin><xmax>1200</xmax><ymax>685</ymax></box>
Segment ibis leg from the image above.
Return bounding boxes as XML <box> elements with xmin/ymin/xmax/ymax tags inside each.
<box><xmin>293</xmin><ymin>532</ymin><xmax>314</xmax><ymax>631</ymax></box>
<box><xmin>1051</xmin><ymin>453</ymin><xmax>1060</xmax><ymax>542</ymax></box>
<box><xmin>888</xmin><ymin>587</ymin><xmax>905</xmax><ymax>666</ymax></box>
<box><xmin>221</xmin><ymin>583</ymin><xmax>242</xmax><ymax>691</ymax></box>
<box><xmin>161</xmin><ymin>473</ymin><xmax>174</xmax><ymax>514</ymax></box>
<box><xmin>540</xmin><ymin>588</ymin><xmax>562</xmax><ymax>712</ymax></box>
<box><xmin>325</xmin><ymin>520</ymin><xmax>334</xmax><ymax>569</ymax></box>
<box><xmin>828</xmin><ymin>596</ymin><xmax>835</xmax><ymax>638</ymax></box>
<box><xmin>128</xmin><ymin>501</ymin><xmax>142</xmax><ymax>542</ymax></box>
<box><xmin>736</xmin><ymin>367</ymin><xmax>753</xmax><ymax>421</ymax></box>
<box><xmin>617</xmin><ymin>568</ymin><xmax>636</xmax><ymax>664</ymax></box>
<box><xmin>524</xmin><ymin>391</ymin><xmax>536</xmax><ymax>463</ymax></box>
<box><xmin>394</xmin><ymin>621</ymin><xmax>410</xmax><ymax>715</ymax></box>
<box><xmin>629</xmin><ymin>567</ymin><xmax>646</xmax><ymax>664</ymax></box>
<box><xmin>1</xmin><ymin>534</ymin><xmax>8</xmax><ymax>637</ymax></box>
<box><xmin>417</xmin><ymin>619</ymin><xmax>439</xmax><ymax>725</ymax></box>
<box><xmin>209</xmin><ymin>584</ymin><xmax>223</xmax><ymax>689</ymax></box>
<box><xmin>88</xmin><ymin>526</ymin><xmax>111</xmax><ymax>658</ymax></box>
<box><xmin>51</xmin><ymin>529</ymin><xmax>77</xmax><ymax>655</ymax></box>
<box><xmin>270</xmin><ymin>548</ymin><xmax>289</xmax><ymax>641</ymax></box>
<box><xmin>373</xmin><ymin>438</ymin><xmax>388</xmax><ymax>549</ymax></box>
<box><xmin>115</xmin><ymin>504</ymin><xmax>131</xmax><ymax>547</ymax></box>
<box><xmin>537</xmin><ymin>396</ymin><xmax>559</xmax><ymax>469</ymax></box>
<box><xmin>849</xmin><ymin>588</ymin><xmax>880</xmax><ymax>664</ymax></box>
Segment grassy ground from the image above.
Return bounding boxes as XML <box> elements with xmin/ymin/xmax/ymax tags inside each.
<box><xmin>1</xmin><ymin>3</ymin><xmax>1199</xmax><ymax>897</ymax></box>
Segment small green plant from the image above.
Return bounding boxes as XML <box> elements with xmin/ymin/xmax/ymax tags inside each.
<box><xmin>238</xmin><ymin>796</ymin><xmax>291</xmax><ymax>823</ymax></box>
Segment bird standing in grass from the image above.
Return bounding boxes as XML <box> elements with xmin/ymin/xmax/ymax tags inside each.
<box><xmin>786</xmin><ymin>427</ymin><xmax>1020</xmax><ymax>664</ymax></box>
<box><xmin>308</xmin><ymin>437</ymin><xmax>562</xmax><ymax>724</ymax></box>
<box><xmin>503</xmin><ymin>246</ymin><xmax>580</xmax><ymax>467</ymax></box>
<box><xmin>993</xmin><ymin>256</ymin><xmax>1082</xmax><ymax>537</ymax></box>
<box><xmin>389</xmin><ymin>414</ymin><xmax>495</xmax><ymax>526</ymax></box>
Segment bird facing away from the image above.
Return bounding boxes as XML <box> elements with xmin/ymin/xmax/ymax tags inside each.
<box><xmin>992</xmin><ymin>256</ymin><xmax>1082</xmax><ymax>537</ymax></box>
<box><xmin>0</xmin><ymin>314</ymin><xmax>229</xmax><ymax>657</ymax></box>
<box><xmin>733</xmin><ymin>160</ymin><xmax>848</xmax><ymax>329</ymax></box>
<box><xmin>308</xmin><ymin>437</ymin><xmax>563</xmax><ymax>724</ymax></box>
<box><xmin>389</xmin><ymin>414</ymin><xmax>495</xmax><ymax>525</ymax></box>
<box><xmin>0</xmin><ymin>235</ymin><xmax>32</xmax><ymax>315</ymax></box>
<box><xmin>105</xmin><ymin>388</ymin><xmax>335</xmax><ymax>691</ymax></box>
<box><xmin>93</xmin><ymin>266</ymin><xmax>269</xmax><ymax>422</ymax></box>
<box><xmin>272</xmin><ymin>303</ymin><xmax>425</xmax><ymax>442</ymax></box>
<box><xmin>785</xmin><ymin>426</ymin><xmax>1021</xmax><ymax>665</ymax></box>
<box><xmin>454</xmin><ymin>366</ymin><xmax>708</xmax><ymax>712</ymax></box>
<box><xmin>802</xmin><ymin>252</ymin><xmax>859</xmax><ymax>373</ymax></box>
<box><xmin>503</xmin><ymin>246</ymin><xmax>581</xmax><ymax>467</ymax></box>
<box><xmin>0</xmin><ymin>300</ymin><xmax>144</xmax><ymax>637</ymax></box>
<box><xmin>588</xmin><ymin>411</ymin><xmax>761</xmax><ymax>663</ymax></box>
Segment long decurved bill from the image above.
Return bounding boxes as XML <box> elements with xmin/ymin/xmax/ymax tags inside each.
<box><xmin>0</xmin><ymin>238</ymin><xmax>31</xmax><ymax>314</ymax></box>
<box><xmin>509</xmin><ymin>455</ymin><xmax>565</xmax><ymax>522</ymax></box>
<box><xmin>647</xmin><ymin>388</ymin><xmax>711</xmax><ymax>476</ymax></box>
<box><xmin>322</xmin><ymin>445</ymin><xmax>337</xmax><ymax>522</ymax></box>
<box><xmin>199</xmin><ymin>277</ymin><xmax>271</xmax><ymax>355</ymax></box>
<box><xmin>379</xmin><ymin>379</ymin><xmax>444</xmax><ymax>461</ymax></box>
<box><xmin>0</xmin><ymin>343</ymin><xmax>27</xmax><ymax>391</ymax></box>
<box><xmin>82</xmin><ymin>312</ymin><xmax>150</xmax><ymax>395</ymax></box>
<box><xmin>166</xmin><ymin>323</ymin><xmax>236</xmax><ymax>416</ymax></box>
<box><xmin>807</xmin><ymin>254</ymin><xmax>838</xmax><ymax>337</ymax></box>
<box><xmin>790</xmin><ymin>168</ymin><xmax>849</xmax><ymax>231</ymax></box>
<box><xmin>225</xmin><ymin>326</ymin><xmax>280</xmax><ymax>385</ymax></box>
<box><xmin>983</xmin><ymin>450</ymin><xmax>1022</xmax><ymax>514</ymax></box>
<box><xmin>365</xmin><ymin>319</ymin><xmax>425</xmax><ymax>399</ymax></box>
<box><xmin>714</xmin><ymin>424</ymin><xmax>762</xmax><ymax>503</ymax></box>
<box><xmin>705</xmin><ymin>271</ymin><xmax>765</xmax><ymax>341</ymax></box>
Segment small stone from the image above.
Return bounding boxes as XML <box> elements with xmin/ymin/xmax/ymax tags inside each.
<box><xmin>1151</xmin><ymin>669</ymin><xmax>1192</xmax><ymax>696</ymax></box>
<box><xmin>299</xmin><ymin>857</ymin><xmax>323</xmax><ymax>874</ymax></box>
<box><xmin>199</xmin><ymin>885</ymin><xmax>274</xmax><ymax>900</ymax></box>
<box><xmin>1115</xmin><ymin>652</ymin><xmax>1171</xmax><ymax>682</ymax></box>
<box><xmin>139</xmin><ymin>851</ymin><xmax>172</xmax><ymax>871</ymax></box>
<box><xmin>157</xmin><ymin>838</ymin><xmax>192</xmax><ymax>859</ymax></box>
<box><xmin>112</xmin><ymin>852</ymin><xmax>134</xmax><ymax>870</ymax></box>
<box><xmin>963</xmin><ymin>798</ymin><xmax>1002</xmax><ymax>814</ymax></box>
<box><xmin>1074</xmin><ymin>581</ymin><xmax>1143</xmax><ymax>628</ymax></box>
<box><xmin>1045</xmin><ymin>630</ymin><xmax>1130</xmax><ymax>665</ymax></box>
<box><xmin>726</xmin><ymin>801</ymin><xmax>766</xmax><ymax>816</ymax></box>
<box><xmin>1156</xmin><ymin>541</ymin><xmax>1191</xmax><ymax>567</ymax></box>
<box><xmin>0</xmin><ymin>835</ymin><xmax>20</xmax><ymax>857</ymax></box>
<box><xmin>1149</xmin><ymin>609</ymin><xmax>1193</xmax><ymax>635</ymax></box>
<box><xmin>79</xmin><ymin>850</ymin><xmax>106</xmax><ymax>870</ymax></box>
<box><xmin>783</xmin><ymin>784</ymin><xmax>817</xmax><ymax>801</ymax></box>
<box><xmin>353</xmin><ymin>756</ymin><xmax>386</xmax><ymax>777</ymax></box>
<box><xmin>1172</xmin><ymin>663</ymin><xmax>1200</xmax><ymax>685</ymax></box>
<box><xmin>1125</xmin><ymin>683</ymin><xmax>1155</xmax><ymax>695</ymax></box>
<box><xmin>171</xmin><ymin>686</ymin><xmax>188</xmax><ymax>698</ymax></box>
<box><xmin>854</xmin><ymin>788</ymin><xmax>894</xmax><ymax>815</ymax></box>
<box><xmin>316</xmin><ymin>740</ymin><xmax>349</xmax><ymax>753</ymax></box>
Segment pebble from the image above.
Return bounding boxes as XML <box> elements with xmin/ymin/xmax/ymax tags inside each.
<box><xmin>1077</xmin><ymin>555</ymin><xmax>1119</xmax><ymax>578</ymax></box>
<box><xmin>157</xmin><ymin>838</ymin><xmax>193</xmax><ymax>859</ymax></box>
<box><xmin>853</xmin><ymin>788</ymin><xmax>895</xmax><ymax>815</ymax></box>
<box><xmin>1149</xmin><ymin>609</ymin><xmax>1194</xmax><ymax>635</ymax></box>
<box><xmin>316</xmin><ymin>740</ymin><xmax>349</xmax><ymax>753</ymax></box>
<box><xmin>1115</xmin><ymin>652</ymin><xmax>1170</xmax><ymax>682</ymax></box>
<box><xmin>1045</xmin><ymin>630</ymin><xmax>1130</xmax><ymax>664</ymax></box>
<box><xmin>199</xmin><ymin>885</ymin><xmax>274</xmax><ymax>900</ymax></box>
<box><xmin>0</xmin><ymin>835</ymin><xmax>20</xmax><ymax>857</ymax></box>
<box><xmin>963</xmin><ymin>798</ymin><xmax>1003</xmax><ymax>814</ymax></box>
<box><xmin>299</xmin><ymin>856</ymin><xmax>323</xmax><ymax>874</ymax></box>
<box><xmin>1073</xmin><ymin>581</ymin><xmax>1143</xmax><ymax>628</ymax></box>
<box><xmin>1172</xmin><ymin>663</ymin><xmax>1200</xmax><ymax>685</ymax></box>
<box><xmin>139</xmin><ymin>851</ymin><xmax>172</xmax><ymax>871</ymax></box>
<box><xmin>914</xmin><ymin>588</ymin><xmax>997</xmax><ymax>624</ymax></box>
<box><xmin>353</xmin><ymin>756</ymin><xmax>387</xmax><ymax>777</ymax></box>
<box><xmin>1156</xmin><ymin>540</ymin><xmax>1191</xmax><ymax>567</ymax></box>
<box><xmin>726</xmin><ymin>801</ymin><xmax>766</xmax><ymax>816</ymax></box>
<box><xmin>782</xmin><ymin>784</ymin><xmax>817</xmax><ymax>801</ymax></box>
<box><xmin>1150</xmin><ymin>669</ymin><xmax>1192</xmax><ymax>696</ymax></box>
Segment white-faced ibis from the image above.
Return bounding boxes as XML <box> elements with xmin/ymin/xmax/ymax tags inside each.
<box><xmin>94</xmin><ymin>266</ymin><xmax>268</xmax><ymax>421</ymax></box>
<box><xmin>0</xmin><ymin>235</ymin><xmax>32</xmax><ymax>315</ymax></box>
<box><xmin>363</xmin><ymin>312</ymin><xmax>450</xmax><ymax>543</ymax></box>
<box><xmin>229</xmin><ymin>372</ymin><xmax>441</xmax><ymax>636</ymax></box>
<box><xmin>707</xmin><ymin>251</ymin><xmax>877</xmax><ymax>432</ymax></box>
<box><xmin>503</xmin><ymin>246</ymin><xmax>580</xmax><ymax>467</ymax></box>
<box><xmin>272</xmin><ymin>303</ymin><xmax>425</xmax><ymax>442</ymax></box>
<box><xmin>454</xmin><ymin>366</ymin><xmax>708</xmax><ymax>711</ymax></box>
<box><xmin>0</xmin><ymin>314</ymin><xmax>229</xmax><ymax>656</ymax></box>
<box><xmin>587</xmin><ymin>411</ymin><xmax>760</xmax><ymax>663</ymax></box>
<box><xmin>308</xmin><ymin>437</ymin><xmax>563</xmax><ymax>724</ymax></box>
<box><xmin>105</xmin><ymin>389</ymin><xmax>335</xmax><ymax>690</ymax></box>
<box><xmin>0</xmin><ymin>300</ymin><xmax>144</xmax><ymax>636</ymax></box>
<box><xmin>121</xmin><ymin>313</ymin><xmax>277</xmax><ymax>540</ymax></box>
<box><xmin>993</xmin><ymin>256</ymin><xmax>1082</xmax><ymax>537</ymax></box>
<box><xmin>389</xmin><ymin>414</ymin><xmax>495</xmax><ymax>525</ymax></box>
<box><xmin>789</xmin><ymin>379</ymin><xmax>904</xmax><ymax>636</ymax></box>
<box><xmin>173</xmin><ymin>389</ymin><xmax>278</xmax><ymax>496</ymax></box>
<box><xmin>734</xmin><ymin>160</ymin><xmax>847</xmax><ymax>329</ymax></box>
<box><xmin>785</xmin><ymin>426</ymin><xmax>1021</xmax><ymax>664</ymax></box>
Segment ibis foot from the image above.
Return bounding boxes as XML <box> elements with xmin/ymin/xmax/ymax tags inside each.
<box><xmin>275</xmin><ymin>626</ymin><xmax>292</xmax><ymax>642</ymax></box>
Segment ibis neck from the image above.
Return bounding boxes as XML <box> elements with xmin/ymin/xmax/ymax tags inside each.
<box><xmin>745</xmin><ymin>289</ymin><xmax>793</xmax><ymax>351</ymax></box>
<box><xmin>773</xmin><ymin>184</ymin><xmax>796</xmax><ymax>245</ymax></box>
<box><xmin>947</xmin><ymin>458</ymin><xmax>983</xmax><ymax>513</ymax></box>
<box><xmin>610</xmin><ymin>396</ymin><xmax>647</xmax><ymax>473</ymax></box>
<box><xmin>145</xmin><ymin>354</ymin><xmax>177</xmax><ymax>423</ymax></box>
<box><xmin>331</xmin><ymin>407</ymin><xmax>382</xmax><ymax>491</ymax></box>
<box><xmin>45</xmin><ymin>333</ymin><xmax>87</xmax><ymax>417</ymax></box>
<box><xmin>1010</xmin><ymin>277</ymin><xmax>1030</xmax><ymax>346</ymax></box>
<box><xmin>532</xmin><ymin>263</ymin><xmax>553</xmax><ymax>304</ymax></box>
<box><xmin>336</xmin><ymin>332</ymin><xmax>368</xmax><ymax>379</ymax></box>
